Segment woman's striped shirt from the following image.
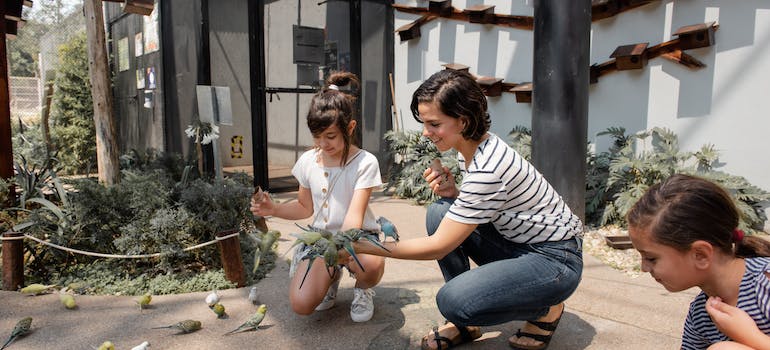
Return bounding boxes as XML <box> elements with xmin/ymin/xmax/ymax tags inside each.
<box><xmin>445</xmin><ymin>133</ymin><xmax>582</xmax><ymax>244</ymax></box>
<box><xmin>681</xmin><ymin>257</ymin><xmax>770</xmax><ymax>349</ymax></box>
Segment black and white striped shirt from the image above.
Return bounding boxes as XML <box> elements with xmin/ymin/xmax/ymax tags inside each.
<box><xmin>446</xmin><ymin>133</ymin><xmax>582</xmax><ymax>244</ymax></box>
<box><xmin>681</xmin><ymin>257</ymin><xmax>770</xmax><ymax>350</ymax></box>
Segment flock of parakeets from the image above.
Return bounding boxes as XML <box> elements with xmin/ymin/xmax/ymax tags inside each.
<box><xmin>290</xmin><ymin>217</ymin><xmax>399</xmax><ymax>289</ymax></box>
<box><xmin>3</xmin><ymin>285</ymin><xmax>269</xmax><ymax>349</ymax></box>
<box><xmin>2</xmin><ymin>218</ymin><xmax>400</xmax><ymax>349</ymax></box>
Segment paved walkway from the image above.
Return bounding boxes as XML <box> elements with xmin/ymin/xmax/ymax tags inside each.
<box><xmin>0</xmin><ymin>193</ymin><xmax>698</xmax><ymax>349</ymax></box>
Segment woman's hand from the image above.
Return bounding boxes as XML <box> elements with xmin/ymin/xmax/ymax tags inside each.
<box><xmin>705</xmin><ymin>296</ymin><xmax>764</xmax><ymax>345</ymax></box>
<box><xmin>423</xmin><ymin>163</ymin><xmax>458</xmax><ymax>198</ymax></box>
<box><xmin>250</xmin><ymin>191</ymin><xmax>275</xmax><ymax>217</ymax></box>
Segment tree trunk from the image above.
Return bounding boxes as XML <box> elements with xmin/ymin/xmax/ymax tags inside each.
<box><xmin>83</xmin><ymin>0</ymin><xmax>120</xmax><ymax>185</ymax></box>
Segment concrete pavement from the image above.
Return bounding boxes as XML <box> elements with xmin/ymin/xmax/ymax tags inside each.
<box><xmin>0</xmin><ymin>192</ymin><xmax>698</xmax><ymax>349</ymax></box>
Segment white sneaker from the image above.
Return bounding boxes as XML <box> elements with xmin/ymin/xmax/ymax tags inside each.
<box><xmin>315</xmin><ymin>276</ymin><xmax>340</xmax><ymax>311</ymax></box>
<box><xmin>350</xmin><ymin>288</ymin><xmax>376</xmax><ymax>322</ymax></box>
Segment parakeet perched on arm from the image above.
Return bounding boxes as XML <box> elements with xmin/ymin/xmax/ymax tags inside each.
<box><xmin>151</xmin><ymin>320</ymin><xmax>201</xmax><ymax>334</ymax></box>
<box><xmin>136</xmin><ymin>293</ymin><xmax>152</xmax><ymax>311</ymax></box>
<box><xmin>0</xmin><ymin>317</ymin><xmax>32</xmax><ymax>350</ymax></box>
<box><xmin>224</xmin><ymin>304</ymin><xmax>267</xmax><ymax>335</ymax></box>
<box><xmin>377</xmin><ymin>216</ymin><xmax>399</xmax><ymax>242</ymax></box>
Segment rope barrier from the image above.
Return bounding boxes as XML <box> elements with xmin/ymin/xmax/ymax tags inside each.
<box><xmin>0</xmin><ymin>231</ymin><xmax>242</xmax><ymax>259</ymax></box>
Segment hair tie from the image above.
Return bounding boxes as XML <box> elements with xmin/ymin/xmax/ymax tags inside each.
<box><xmin>328</xmin><ymin>84</ymin><xmax>339</xmax><ymax>91</ymax></box>
<box><xmin>733</xmin><ymin>229</ymin><xmax>744</xmax><ymax>242</ymax></box>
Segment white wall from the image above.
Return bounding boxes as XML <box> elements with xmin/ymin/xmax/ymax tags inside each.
<box><xmin>394</xmin><ymin>0</ymin><xmax>770</xmax><ymax>201</ymax></box>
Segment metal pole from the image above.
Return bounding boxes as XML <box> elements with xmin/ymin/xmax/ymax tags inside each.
<box><xmin>249</xmin><ymin>0</ymin><xmax>269</xmax><ymax>190</ymax></box>
<box><xmin>531</xmin><ymin>0</ymin><xmax>591</xmax><ymax>221</ymax></box>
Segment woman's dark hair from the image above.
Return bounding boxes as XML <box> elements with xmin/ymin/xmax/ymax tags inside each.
<box><xmin>627</xmin><ymin>174</ymin><xmax>770</xmax><ymax>258</ymax></box>
<box><xmin>410</xmin><ymin>70</ymin><xmax>490</xmax><ymax>141</ymax></box>
<box><xmin>307</xmin><ymin>71</ymin><xmax>359</xmax><ymax>166</ymax></box>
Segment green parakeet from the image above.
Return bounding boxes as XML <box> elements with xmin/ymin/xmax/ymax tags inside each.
<box><xmin>136</xmin><ymin>293</ymin><xmax>152</xmax><ymax>311</ymax></box>
<box><xmin>59</xmin><ymin>293</ymin><xmax>76</xmax><ymax>309</ymax></box>
<box><xmin>209</xmin><ymin>303</ymin><xmax>226</xmax><ymax>318</ymax></box>
<box><xmin>19</xmin><ymin>284</ymin><xmax>55</xmax><ymax>295</ymax></box>
<box><xmin>224</xmin><ymin>304</ymin><xmax>267</xmax><ymax>335</ymax></box>
<box><xmin>0</xmin><ymin>317</ymin><xmax>32</xmax><ymax>350</ymax></box>
<box><xmin>96</xmin><ymin>341</ymin><xmax>115</xmax><ymax>350</ymax></box>
<box><xmin>152</xmin><ymin>319</ymin><xmax>201</xmax><ymax>334</ymax></box>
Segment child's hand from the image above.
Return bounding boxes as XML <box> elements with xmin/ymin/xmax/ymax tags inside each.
<box><xmin>705</xmin><ymin>296</ymin><xmax>762</xmax><ymax>344</ymax></box>
<box><xmin>422</xmin><ymin>159</ymin><xmax>458</xmax><ymax>198</ymax></box>
<box><xmin>250</xmin><ymin>190</ymin><xmax>275</xmax><ymax>217</ymax></box>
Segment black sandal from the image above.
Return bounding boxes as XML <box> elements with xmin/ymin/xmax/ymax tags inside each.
<box><xmin>420</xmin><ymin>323</ymin><xmax>482</xmax><ymax>350</ymax></box>
<box><xmin>508</xmin><ymin>305</ymin><xmax>564</xmax><ymax>350</ymax></box>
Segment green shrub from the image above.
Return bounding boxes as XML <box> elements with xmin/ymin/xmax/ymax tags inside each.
<box><xmin>383</xmin><ymin>130</ymin><xmax>461</xmax><ymax>204</ymax></box>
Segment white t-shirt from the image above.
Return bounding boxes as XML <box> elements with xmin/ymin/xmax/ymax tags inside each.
<box><xmin>446</xmin><ymin>133</ymin><xmax>582</xmax><ymax>244</ymax></box>
<box><xmin>292</xmin><ymin>148</ymin><xmax>382</xmax><ymax>231</ymax></box>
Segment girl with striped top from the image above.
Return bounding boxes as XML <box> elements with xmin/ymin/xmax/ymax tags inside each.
<box><xmin>627</xmin><ymin>174</ymin><xmax>770</xmax><ymax>350</ymax></box>
<box><xmin>352</xmin><ymin>69</ymin><xmax>584</xmax><ymax>350</ymax></box>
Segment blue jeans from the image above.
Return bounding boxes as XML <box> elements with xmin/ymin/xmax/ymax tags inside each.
<box><xmin>426</xmin><ymin>198</ymin><xmax>583</xmax><ymax>327</ymax></box>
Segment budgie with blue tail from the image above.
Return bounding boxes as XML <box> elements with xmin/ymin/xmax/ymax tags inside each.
<box><xmin>377</xmin><ymin>216</ymin><xmax>399</xmax><ymax>242</ymax></box>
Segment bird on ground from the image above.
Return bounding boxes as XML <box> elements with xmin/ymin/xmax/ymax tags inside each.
<box><xmin>151</xmin><ymin>320</ymin><xmax>201</xmax><ymax>334</ymax></box>
<box><xmin>136</xmin><ymin>293</ymin><xmax>152</xmax><ymax>311</ymax></box>
<box><xmin>248</xmin><ymin>286</ymin><xmax>258</xmax><ymax>305</ymax></box>
<box><xmin>377</xmin><ymin>216</ymin><xmax>400</xmax><ymax>242</ymax></box>
<box><xmin>210</xmin><ymin>303</ymin><xmax>227</xmax><ymax>318</ymax></box>
<box><xmin>0</xmin><ymin>317</ymin><xmax>32</xmax><ymax>350</ymax></box>
<box><xmin>205</xmin><ymin>290</ymin><xmax>220</xmax><ymax>306</ymax></box>
<box><xmin>59</xmin><ymin>293</ymin><xmax>76</xmax><ymax>309</ymax></box>
<box><xmin>130</xmin><ymin>341</ymin><xmax>150</xmax><ymax>350</ymax></box>
<box><xmin>96</xmin><ymin>341</ymin><xmax>115</xmax><ymax>350</ymax></box>
<box><xmin>224</xmin><ymin>304</ymin><xmax>267</xmax><ymax>335</ymax></box>
<box><xmin>19</xmin><ymin>284</ymin><xmax>56</xmax><ymax>295</ymax></box>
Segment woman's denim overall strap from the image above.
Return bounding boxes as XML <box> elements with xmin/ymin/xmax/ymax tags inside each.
<box><xmin>425</xmin><ymin>197</ymin><xmax>584</xmax><ymax>326</ymax></box>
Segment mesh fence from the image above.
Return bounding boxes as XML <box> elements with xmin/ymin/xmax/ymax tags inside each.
<box><xmin>7</xmin><ymin>2</ymin><xmax>85</xmax><ymax>124</ymax></box>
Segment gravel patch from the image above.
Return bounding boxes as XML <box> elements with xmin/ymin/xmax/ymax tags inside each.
<box><xmin>583</xmin><ymin>226</ymin><xmax>643</xmax><ymax>278</ymax></box>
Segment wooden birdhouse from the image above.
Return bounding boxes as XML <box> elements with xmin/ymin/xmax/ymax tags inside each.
<box><xmin>673</xmin><ymin>22</ymin><xmax>717</xmax><ymax>50</ymax></box>
<box><xmin>396</xmin><ymin>21</ymin><xmax>421</xmax><ymax>42</ymax></box>
<box><xmin>442</xmin><ymin>63</ymin><xmax>469</xmax><ymax>72</ymax></box>
<box><xmin>429</xmin><ymin>0</ymin><xmax>453</xmax><ymax>16</ymax></box>
<box><xmin>463</xmin><ymin>4</ymin><xmax>495</xmax><ymax>24</ymax></box>
<box><xmin>610</xmin><ymin>43</ymin><xmax>649</xmax><ymax>70</ymax></box>
<box><xmin>511</xmin><ymin>83</ymin><xmax>532</xmax><ymax>103</ymax></box>
<box><xmin>592</xmin><ymin>0</ymin><xmax>619</xmax><ymax>21</ymax></box>
<box><xmin>476</xmin><ymin>77</ymin><xmax>504</xmax><ymax>97</ymax></box>
<box><xmin>122</xmin><ymin>0</ymin><xmax>155</xmax><ymax>16</ymax></box>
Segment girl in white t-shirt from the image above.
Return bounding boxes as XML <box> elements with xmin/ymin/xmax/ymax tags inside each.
<box><xmin>250</xmin><ymin>72</ymin><xmax>385</xmax><ymax>323</ymax></box>
<box><xmin>628</xmin><ymin>174</ymin><xmax>770</xmax><ymax>350</ymax></box>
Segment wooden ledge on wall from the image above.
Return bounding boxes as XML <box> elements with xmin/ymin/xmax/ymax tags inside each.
<box><xmin>122</xmin><ymin>0</ymin><xmax>155</xmax><ymax>16</ymax></box>
<box><xmin>510</xmin><ymin>83</ymin><xmax>532</xmax><ymax>103</ymax></box>
<box><xmin>429</xmin><ymin>0</ymin><xmax>453</xmax><ymax>16</ymax></box>
<box><xmin>463</xmin><ymin>4</ymin><xmax>495</xmax><ymax>24</ymax></box>
<box><xmin>442</xmin><ymin>63</ymin><xmax>470</xmax><ymax>72</ymax></box>
<box><xmin>674</xmin><ymin>21</ymin><xmax>718</xmax><ymax>50</ymax></box>
<box><xmin>476</xmin><ymin>76</ymin><xmax>504</xmax><ymax>97</ymax></box>
<box><xmin>395</xmin><ymin>14</ymin><xmax>437</xmax><ymax>42</ymax></box>
<box><xmin>610</xmin><ymin>42</ymin><xmax>649</xmax><ymax>70</ymax></box>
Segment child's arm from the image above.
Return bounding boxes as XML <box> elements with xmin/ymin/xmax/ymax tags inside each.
<box><xmin>250</xmin><ymin>186</ymin><xmax>314</xmax><ymax>220</ymax></box>
<box><xmin>706</xmin><ymin>296</ymin><xmax>770</xmax><ymax>350</ymax></box>
<box><xmin>340</xmin><ymin>187</ymin><xmax>373</xmax><ymax>230</ymax></box>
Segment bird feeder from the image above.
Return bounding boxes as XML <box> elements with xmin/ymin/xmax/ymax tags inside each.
<box><xmin>442</xmin><ymin>63</ymin><xmax>469</xmax><ymax>72</ymax></box>
<box><xmin>511</xmin><ymin>83</ymin><xmax>532</xmax><ymax>103</ymax></box>
<box><xmin>476</xmin><ymin>76</ymin><xmax>504</xmax><ymax>97</ymax></box>
<box><xmin>396</xmin><ymin>21</ymin><xmax>421</xmax><ymax>42</ymax></box>
<box><xmin>463</xmin><ymin>4</ymin><xmax>495</xmax><ymax>24</ymax></box>
<box><xmin>122</xmin><ymin>0</ymin><xmax>155</xmax><ymax>16</ymax></box>
<box><xmin>610</xmin><ymin>42</ymin><xmax>649</xmax><ymax>70</ymax></box>
<box><xmin>428</xmin><ymin>0</ymin><xmax>452</xmax><ymax>16</ymax></box>
<box><xmin>591</xmin><ymin>0</ymin><xmax>619</xmax><ymax>21</ymax></box>
<box><xmin>673</xmin><ymin>22</ymin><xmax>717</xmax><ymax>50</ymax></box>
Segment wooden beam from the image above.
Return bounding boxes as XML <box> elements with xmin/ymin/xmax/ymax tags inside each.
<box><xmin>0</xmin><ymin>7</ymin><xmax>16</xmax><ymax>205</ymax></box>
<box><xmin>84</xmin><ymin>0</ymin><xmax>120</xmax><ymax>185</ymax></box>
